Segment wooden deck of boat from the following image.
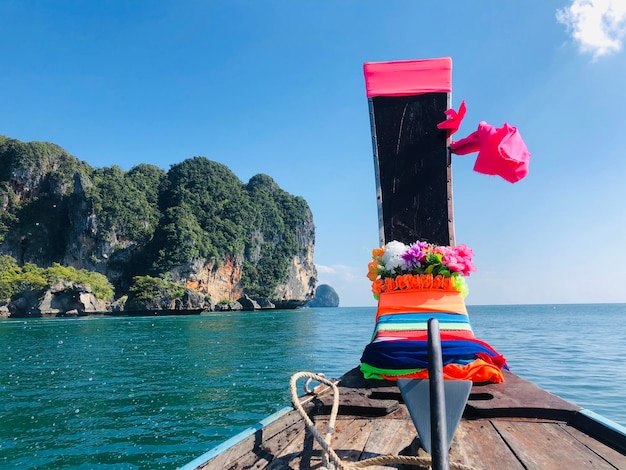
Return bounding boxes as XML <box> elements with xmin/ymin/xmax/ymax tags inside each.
<box><xmin>189</xmin><ymin>368</ymin><xmax>626</xmax><ymax>469</ymax></box>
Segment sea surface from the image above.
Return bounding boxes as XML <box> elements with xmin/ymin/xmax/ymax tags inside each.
<box><xmin>1</xmin><ymin>304</ymin><xmax>625</xmax><ymax>469</ymax></box>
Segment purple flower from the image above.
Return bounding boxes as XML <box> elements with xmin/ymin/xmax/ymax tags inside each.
<box><xmin>402</xmin><ymin>241</ymin><xmax>429</xmax><ymax>269</ymax></box>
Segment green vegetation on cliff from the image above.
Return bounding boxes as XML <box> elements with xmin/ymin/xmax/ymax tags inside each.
<box><xmin>145</xmin><ymin>159</ymin><xmax>310</xmax><ymax>297</ymax></box>
<box><xmin>0</xmin><ymin>138</ymin><xmax>90</xmax><ymax>259</ymax></box>
<box><xmin>0</xmin><ymin>255</ymin><xmax>114</xmax><ymax>301</ymax></box>
<box><xmin>243</xmin><ymin>174</ymin><xmax>309</xmax><ymax>297</ymax></box>
<box><xmin>148</xmin><ymin>157</ymin><xmax>251</xmax><ymax>271</ymax></box>
<box><xmin>89</xmin><ymin>165</ymin><xmax>166</xmax><ymax>245</ymax></box>
<box><xmin>0</xmin><ymin>136</ymin><xmax>314</xmax><ymax>303</ymax></box>
<box><xmin>45</xmin><ymin>263</ymin><xmax>115</xmax><ymax>300</ymax></box>
<box><xmin>0</xmin><ymin>256</ymin><xmax>47</xmax><ymax>299</ymax></box>
<box><xmin>126</xmin><ymin>275</ymin><xmax>186</xmax><ymax>308</ymax></box>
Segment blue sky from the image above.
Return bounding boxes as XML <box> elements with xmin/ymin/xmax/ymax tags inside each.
<box><xmin>1</xmin><ymin>1</ymin><xmax>625</xmax><ymax>306</ymax></box>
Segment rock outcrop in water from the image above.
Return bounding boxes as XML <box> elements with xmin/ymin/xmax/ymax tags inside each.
<box><xmin>7</xmin><ymin>282</ymin><xmax>108</xmax><ymax>317</ymax></box>
<box><xmin>0</xmin><ymin>136</ymin><xmax>317</xmax><ymax>315</ymax></box>
<box><xmin>307</xmin><ymin>284</ymin><xmax>340</xmax><ymax>307</ymax></box>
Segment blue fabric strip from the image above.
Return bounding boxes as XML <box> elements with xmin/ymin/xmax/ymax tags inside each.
<box><xmin>376</xmin><ymin>312</ymin><xmax>469</xmax><ymax>324</ymax></box>
<box><xmin>360</xmin><ymin>339</ymin><xmax>499</xmax><ymax>370</ymax></box>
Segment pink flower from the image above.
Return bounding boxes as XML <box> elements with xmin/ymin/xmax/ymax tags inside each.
<box><xmin>433</xmin><ymin>245</ymin><xmax>452</xmax><ymax>258</ymax></box>
<box><xmin>455</xmin><ymin>244</ymin><xmax>474</xmax><ymax>259</ymax></box>
<box><xmin>453</xmin><ymin>244</ymin><xmax>476</xmax><ymax>276</ymax></box>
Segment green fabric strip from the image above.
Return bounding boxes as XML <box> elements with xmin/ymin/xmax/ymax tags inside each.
<box><xmin>359</xmin><ymin>362</ymin><xmax>425</xmax><ymax>378</ymax></box>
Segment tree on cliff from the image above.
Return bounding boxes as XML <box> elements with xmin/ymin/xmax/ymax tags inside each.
<box><xmin>0</xmin><ymin>255</ymin><xmax>113</xmax><ymax>301</ymax></box>
<box><xmin>146</xmin><ymin>157</ymin><xmax>251</xmax><ymax>271</ymax></box>
<box><xmin>89</xmin><ymin>164</ymin><xmax>165</xmax><ymax>245</ymax></box>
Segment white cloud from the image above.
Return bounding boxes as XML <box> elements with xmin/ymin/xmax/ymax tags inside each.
<box><xmin>557</xmin><ymin>0</ymin><xmax>626</xmax><ymax>58</ymax></box>
<box><xmin>316</xmin><ymin>264</ymin><xmax>359</xmax><ymax>281</ymax></box>
<box><xmin>315</xmin><ymin>264</ymin><xmax>336</xmax><ymax>274</ymax></box>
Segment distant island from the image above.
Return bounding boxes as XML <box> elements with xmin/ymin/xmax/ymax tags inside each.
<box><xmin>0</xmin><ymin>136</ymin><xmax>318</xmax><ymax>317</ymax></box>
<box><xmin>307</xmin><ymin>284</ymin><xmax>340</xmax><ymax>307</ymax></box>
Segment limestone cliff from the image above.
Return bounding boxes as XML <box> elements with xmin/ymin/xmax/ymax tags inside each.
<box><xmin>174</xmin><ymin>220</ymin><xmax>317</xmax><ymax>308</ymax></box>
<box><xmin>271</xmin><ymin>220</ymin><xmax>317</xmax><ymax>308</ymax></box>
<box><xmin>0</xmin><ymin>136</ymin><xmax>317</xmax><ymax>311</ymax></box>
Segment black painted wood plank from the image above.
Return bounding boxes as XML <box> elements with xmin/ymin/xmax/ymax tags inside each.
<box><xmin>370</xmin><ymin>93</ymin><xmax>453</xmax><ymax>246</ymax></box>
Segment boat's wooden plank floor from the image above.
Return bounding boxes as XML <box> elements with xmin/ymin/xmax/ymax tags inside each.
<box><xmin>195</xmin><ymin>369</ymin><xmax>626</xmax><ymax>470</ymax></box>
<box><xmin>197</xmin><ymin>413</ymin><xmax>626</xmax><ymax>469</ymax></box>
<box><xmin>489</xmin><ymin>419</ymin><xmax>619</xmax><ymax>470</ymax></box>
<box><xmin>450</xmin><ymin>419</ymin><xmax>525</xmax><ymax>469</ymax></box>
<box><xmin>564</xmin><ymin>424</ymin><xmax>626</xmax><ymax>469</ymax></box>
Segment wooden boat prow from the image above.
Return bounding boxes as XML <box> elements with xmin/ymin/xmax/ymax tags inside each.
<box><xmin>181</xmin><ymin>366</ymin><xmax>626</xmax><ymax>469</ymax></box>
<box><xmin>181</xmin><ymin>58</ymin><xmax>626</xmax><ymax>469</ymax></box>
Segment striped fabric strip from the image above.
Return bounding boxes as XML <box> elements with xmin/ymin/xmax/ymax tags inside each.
<box><xmin>372</xmin><ymin>311</ymin><xmax>472</xmax><ymax>341</ymax></box>
<box><xmin>373</xmin><ymin>329</ymin><xmax>477</xmax><ymax>342</ymax></box>
<box><xmin>360</xmin><ymin>289</ymin><xmax>507</xmax><ymax>383</ymax></box>
<box><xmin>375</xmin><ymin>322</ymin><xmax>472</xmax><ymax>332</ymax></box>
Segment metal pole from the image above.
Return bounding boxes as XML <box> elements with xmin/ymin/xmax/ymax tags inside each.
<box><xmin>428</xmin><ymin>318</ymin><xmax>449</xmax><ymax>470</ymax></box>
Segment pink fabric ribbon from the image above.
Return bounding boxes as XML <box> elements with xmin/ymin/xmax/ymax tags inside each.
<box><xmin>437</xmin><ymin>100</ymin><xmax>466</xmax><ymax>136</ymax></box>
<box><xmin>438</xmin><ymin>102</ymin><xmax>531</xmax><ymax>183</ymax></box>
<box><xmin>451</xmin><ymin>121</ymin><xmax>530</xmax><ymax>183</ymax></box>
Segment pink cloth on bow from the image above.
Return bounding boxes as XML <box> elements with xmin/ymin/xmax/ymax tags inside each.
<box><xmin>437</xmin><ymin>100</ymin><xmax>466</xmax><ymax>136</ymax></box>
<box><xmin>450</xmin><ymin>121</ymin><xmax>530</xmax><ymax>183</ymax></box>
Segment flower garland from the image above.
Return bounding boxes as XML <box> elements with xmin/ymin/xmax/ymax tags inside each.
<box><xmin>367</xmin><ymin>240</ymin><xmax>476</xmax><ymax>299</ymax></box>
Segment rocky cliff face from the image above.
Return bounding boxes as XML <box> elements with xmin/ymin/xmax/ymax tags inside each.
<box><xmin>181</xmin><ymin>255</ymin><xmax>245</xmax><ymax>303</ymax></box>
<box><xmin>176</xmin><ymin>225</ymin><xmax>317</xmax><ymax>307</ymax></box>
<box><xmin>271</xmin><ymin>217</ymin><xmax>317</xmax><ymax>307</ymax></box>
<box><xmin>0</xmin><ymin>137</ymin><xmax>317</xmax><ymax>310</ymax></box>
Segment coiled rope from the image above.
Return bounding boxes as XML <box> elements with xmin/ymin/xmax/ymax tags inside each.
<box><xmin>290</xmin><ymin>371</ymin><xmax>479</xmax><ymax>470</ymax></box>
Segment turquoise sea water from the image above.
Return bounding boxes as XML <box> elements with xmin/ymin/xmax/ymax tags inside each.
<box><xmin>1</xmin><ymin>304</ymin><xmax>625</xmax><ymax>469</ymax></box>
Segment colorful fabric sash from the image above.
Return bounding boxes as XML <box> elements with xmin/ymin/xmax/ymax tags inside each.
<box><xmin>360</xmin><ymin>289</ymin><xmax>507</xmax><ymax>382</ymax></box>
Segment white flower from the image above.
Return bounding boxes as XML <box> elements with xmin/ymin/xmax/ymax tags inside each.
<box><xmin>382</xmin><ymin>241</ymin><xmax>408</xmax><ymax>271</ymax></box>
